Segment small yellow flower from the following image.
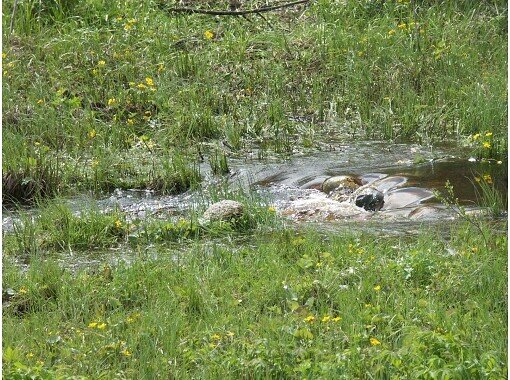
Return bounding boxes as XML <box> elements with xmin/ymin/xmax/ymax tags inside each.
<box><xmin>332</xmin><ymin>316</ymin><xmax>341</xmax><ymax>322</ymax></box>
<box><xmin>204</xmin><ymin>30</ymin><xmax>214</xmax><ymax>40</ymax></box>
<box><xmin>92</xmin><ymin>68</ymin><xmax>98</xmax><ymax>76</ymax></box>
<box><xmin>26</xmin><ymin>352</ymin><xmax>34</xmax><ymax>358</ymax></box>
<box><xmin>97</xmin><ymin>323</ymin><xmax>107</xmax><ymax>330</ymax></box>
<box><xmin>37</xmin><ymin>99</ymin><xmax>44</xmax><ymax>104</ymax></box>
<box><xmin>129</xmin><ymin>81</ymin><xmax>136</xmax><ymax>87</ymax></box>
<box><xmin>370</xmin><ymin>337</ymin><xmax>381</xmax><ymax>346</ymax></box>
<box><xmin>124</xmin><ymin>23</ymin><xmax>133</xmax><ymax>31</ymax></box>
<box><xmin>127</xmin><ymin>118</ymin><xmax>134</xmax><ymax>126</ymax></box>
<box><xmin>374</xmin><ymin>285</ymin><xmax>381</xmax><ymax>291</ymax></box>
<box><xmin>108</xmin><ymin>98</ymin><xmax>116</xmax><ymax>106</ymax></box>
<box><xmin>98</xmin><ymin>60</ymin><xmax>106</xmax><ymax>67</ymax></box>
<box><xmin>226</xmin><ymin>331</ymin><xmax>234</xmax><ymax>337</ymax></box>
<box><xmin>115</xmin><ymin>220</ymin><xmax>122</xmax><ymax>228</ymax></box>
<box><xmin>157</xmin><ymin>63</ymin><xmax>165</xmax><ymax>72</ymax></box>
<box><xmin>121</xmin><ymin>349</ymin><xmax>132</xmax><ymax>357</ymax></box>
<box><xmin>485</xmin><ymin>132</ymin><xmax>493</xmax><ymax>137</ymax></box>
<box><xmin>474</xmin><ymin>176</ymin><xmax>481</xmax><ymax>182</ymax></box>
<box><xmin>137</xmin><ymin>83</ymin><xmax>146</xmax><ymax>90</ymax></box>
<box><xmin>472</xmin><ymin>133</ymin><xmax>480</xmax><ymax>140</ymax></box>
<box><xmin>145</xmin><ymin>77</ymin><xmax>154</xmax><ymax>86</ymax></box>
<box><xmin>483</xmin><ymin>142</ymin><xmax>491</xmax><ymax>149</ymax></box>
<box><xmin>91</xmin><ymin>160</ymin><xmax>99</xmax><ymax>169</ymax></box>
<box><xmin>397</xmin><ymin>22</ymin><xmax>407</xmax><ymax>30</ymax></box>
<box><xmin>483</xmin><ymin>174</ymin><xmax>493</xmax><ymax>184</ymax></box>
<box><xmin>304</xmin><ymin>315</ymin><xmax>315</xmax><ymax>323</ymax></box>
<box><xmin>88</xmin><ymin>322</ymin><xmax>98</xmax><ymax>328</ymax></box>
<box><xmin>388</xmin><ymin>29</ymin><xmax>396</xmax><ymax>36</ymax></box>
<box><xmin>211</xmin><ymin>334</ymin><xmax>221</xmax><ymax>340</ymax></box>
<box><xmin>321</xmin><ymin>315</ymin><xmax>331</xmax><ymax>323</ymax></box>
<box><xmin>19</xmin><ymin>287</ymin><xmax>28</xmax><ymax>294</ymax></box>
<box><xmin>268</xmin><ymin>206</ymin><xmax>276</xmax><ymax>213</ymax></box>
<box><xmin>2</xmin><ymin>52</ymin><xmax>6</xmax><ymax>59</ymax></box>
<box><xmin>88</xmin><ymin>129</ymin><xmax>96</xmax><ymax>139</ymax></box>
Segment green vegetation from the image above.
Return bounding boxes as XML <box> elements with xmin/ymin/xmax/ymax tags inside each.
<box><xmin>2</xmin><ymin>0</ymin><xmax>507</xmax><ymax>202</ymax></box>
<box><xmin>2</xmin><ymin>0</ymin><xmax>508</xmax><ymax>378</ymax></box>
<box><xmin>3</xmin><ymin>215</ymin><xmax>507</xmax><ymax>378</ymax></box>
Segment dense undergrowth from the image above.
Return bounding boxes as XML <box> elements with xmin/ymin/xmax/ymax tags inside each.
<box><xmin>2</xmin><ymin>0</ymin><xmax>507</xmax><ymax>203</ymax></box>
<box><xmin>3</xmin><ymin>213</ymin><xmax>507</xmax><ymax>378</ymax></box>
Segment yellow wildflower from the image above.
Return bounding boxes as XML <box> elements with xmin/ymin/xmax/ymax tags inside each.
<box><xmin>397</xmin><ymin>22</ymin><xmax>407</xmax><ymax>30</ymax></box>
<box><xmin>204</xmin><ymin>30</ymin><xmax>214</xmax><ymax>40</ymax></box>
<box><xmin>321</xmin><ymin>315</ymin><xmax>331</xmax><ymax>323</ymax></box>
<box><xmin>92</xmin><ymin>68</ymin><xmax>98</xmax><ymax>76</ymax></box>
<box><xmin>370</xmin><ymin>337</ymin><xmax>381</xmax><ymax>346</ymax></box>
<box><xmin>483</xmin><ymin>174</ymin><xmax>493</xmax><ymax>184</ymax></box>
<box><xmin>91</xmin><ymin>160</ymin><xmax>99</xmax><ymax>169</ymax></box>
<box><xmin>124</xmin><ymin>23</ymin><xmax>133</xmax><ymax>31</ymax></box>
<box><xmin>137</xmin><ymin>83</ymin><xmax>146</xmax><ymax>90</ymax></box>
<box><xmin>127</xmin><ymin>118</ymin><xmax>134</xmax><ymax>126</ymax></box>
<box><xmin>121</xmin><ymin>349</ymin><xmax>132</xmax><ymax>357</ymax></box>
<box><xmin>19</xmin><ymin>287</ymin><xmax>28</xmax><ymax>294</ymax></box>
<box><xmin>268</xmin><ymin>206</ymin><xmax>276</xmax><ymax>213</ymax></box>
<box><xmin>26</xmin><ymin>352</ymin><xmax>34</xmax><ymax>358</ymax></box>
<box><xmin>88</xmin><ymin>129</ymin><xmax>96</xmax><ymax>139</ymax></box>
<box><xmin>483</xmin><ymin>142</ymin><xmax>491</xmax><ymax>149</ymax></box>
<box><xmin>2</xmin><ymin>52</ymin><xmax>6</xmax><ymax>59</ymax></box>
<box><xmin>304</xmin><ymin>315</ymin><xmax>315</xmax><ymax>323</ymax></box>
<box><xmin>211</xmin><ymin>334</ymin><xmax>221</xmax><ymax>340</ymax></box>
<box><xmin>107</xmin><ymin>98</ymin><xmax>116</xmax><ymax>106</ymax></box>
<box><xmin>98</xmin><ymin>60</ymin><xmax>106</xmax><ymax>67</ymax></box>
<box><xmin>226</xmin><ymin>331</ymin><xmax>235</xmax><ymax>337</ymax></box>
<box><xmin>129</xmin><ymin>81</ymin><xmax>136</xmax><ymax>87</ymax></box>
<box><xmin>485</xmin><ymin>132</ymin><xmax>493</xmax><ymax>137</ymax></box>
<box><xmin>115</xmin><ymin>220</ymin><xmax>122</xmax><ymax>228</ymax></box>
<box><xmin>37</xmin><ymin>99</ymin><xmax>44</xmax><ymax>104</ymax></box>
<box><xmin>388</xmin><ymin>29</ymin><xmax>396</xmax><ymax>36</ymax></box>
<box><xmin>472</xmin><ymin>133</ymin><xmax>480</xmax><ymax>140</ymax></box>
<box><xmin>88</xmin><ymin>322</ymin><xmax>98</xmax><ymax>328</ymax></box>
<box><xmin>374</xmin><ymin>285</ymin><xmax>381</xmax><ymax>291</ymax></box>
<box><xmin>332</xmin><ymin>316</ymin><xmax>341</xmax><ymax>322</ymax></box>
<box><xmin>145</xmin><ymin>77</ymin><xmax>154</xmax><ymax>86</ymax></box>
<box><xmin>97</xmin><ymin>323</ymin><xmax>107</xmax><ymax>330</ymax></box>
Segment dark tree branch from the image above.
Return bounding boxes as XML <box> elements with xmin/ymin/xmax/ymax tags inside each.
<box><xmin>166</xmin><ymin>0</ymin><xmax>311</xmax><ymax>16</ymax></box>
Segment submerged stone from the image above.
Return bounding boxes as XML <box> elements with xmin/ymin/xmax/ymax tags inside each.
<box><xmin>203</xmin><ymin>200</ymin><xmax>244</xmax><ymax>222</ymax></box>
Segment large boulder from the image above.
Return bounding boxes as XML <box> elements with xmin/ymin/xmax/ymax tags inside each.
<box><xmin>203</xmin><ymin>200</ymin><xmax>244</xmax><ymax>222</ymax></box>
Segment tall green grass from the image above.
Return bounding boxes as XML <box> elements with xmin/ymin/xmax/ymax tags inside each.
<box><xmin>3</xmin><ymin>0</ymin><xmax>507</xmax><ymax>202</ymax></box>
<box><xmin>3</xmin><ymin>220</ymin><xmax>507</xmax><ymax>378</ymax></box>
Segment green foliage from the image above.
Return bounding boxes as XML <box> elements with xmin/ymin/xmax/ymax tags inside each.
<box><xmin>3</xmin><ymin>223</ymin><xmax>507</xmax><ymax>378</ymax></box>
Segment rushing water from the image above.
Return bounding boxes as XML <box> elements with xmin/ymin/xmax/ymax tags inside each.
<box><xmin>3</xmin><ymin>140</ymin><xmax>506</xmax><ymax>272</ymax></box>
<box><xmin>2</xmin><ymin>141</ymin><xmax>507</xmax><ymax>234</ymax></box>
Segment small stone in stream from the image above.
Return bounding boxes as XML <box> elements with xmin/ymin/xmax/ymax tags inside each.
<box><xmin>355</xmin><ymin>188</ymin><xmax>384</xmax><ymax>211</ymax></box>
<box><xmin>203</xmin><ymin>200</ymin><xmax>244</xmax><ymax>222</ymax></box>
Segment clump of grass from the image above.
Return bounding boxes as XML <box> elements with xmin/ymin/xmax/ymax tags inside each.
<box><xmin>4</xmin><ymin>202</ymin><xmax>128</xmax><ymax>256</ymax></box>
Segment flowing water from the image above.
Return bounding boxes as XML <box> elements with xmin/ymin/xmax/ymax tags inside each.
<box><xmin>2</xmin><ymin>140</ymin><xmax>507</xmax><ymax>271</ymax></box>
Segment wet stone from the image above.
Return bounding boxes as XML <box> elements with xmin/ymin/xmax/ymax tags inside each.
<box><xmin>355</xmin><ymin>187</ymin><xmax>385</xmax><ymax>211</ymax></box>
<box><xmin>322</xmin><ymin>175</ymin><xmax>362</xmax><ymax>200</ymax></box>
<box><xmin>203</xmin><ymin>200</ymin><xmax>244</xmax><ymax>222</ymax></box>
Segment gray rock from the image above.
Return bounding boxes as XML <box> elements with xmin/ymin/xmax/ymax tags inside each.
<box><xmin>203</xmin><ymin>200</ymin><xmax>244</xmax><ymax>222</ymax></box>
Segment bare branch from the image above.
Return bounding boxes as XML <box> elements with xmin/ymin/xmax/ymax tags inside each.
<box><xmin>166</xmin><ymin>0</ymin><xmax>311</xmax><ymax>16</ymax></box>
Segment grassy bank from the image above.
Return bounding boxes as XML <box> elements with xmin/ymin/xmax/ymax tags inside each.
<box><xmin>3</xmin><ymin>212</ymin><xmax>507</xmax><ymax>378</ymax></box>
<box><xmin>2</xmin><ymin>0</ymin><xmax>508</xmax><ymax>202</ymax></box>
